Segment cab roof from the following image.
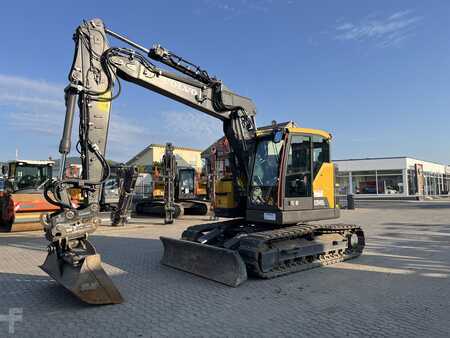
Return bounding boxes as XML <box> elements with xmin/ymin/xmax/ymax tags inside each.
<box><xmin>287</xmin><ymin>127</ymin><xmax>331</xmax><ymax>140</ymax></box>
<box><xmin>256</xmin><ymin>126</ymin><xmax>331</xmax><ymax>140</ymax></box>
<box><xmin>10</xmin><ymin>160</ymin><xmax>55</xmax><ymax>166</ymax></box>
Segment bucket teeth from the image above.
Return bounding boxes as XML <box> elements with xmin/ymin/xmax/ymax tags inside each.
<box><xmin>160</xmin><ymin>236</ymin><xmax>248</xmax><ymax>287</ymax></box>
<box><xmin>40</xmin><ymin>242</ymin><xmax>123</xmax><ymax>305</ymax></box>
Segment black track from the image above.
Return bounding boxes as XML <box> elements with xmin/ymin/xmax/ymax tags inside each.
<box><xmin>238</xmin><ymin>224</ymin><xmax>365</xmax><ymax>278</ymax></box>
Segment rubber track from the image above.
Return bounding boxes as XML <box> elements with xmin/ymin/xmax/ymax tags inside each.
<box><xmin>239</xmin><ymin>223</ymin><xmax>365</xmax><ymax>279</ymax></box>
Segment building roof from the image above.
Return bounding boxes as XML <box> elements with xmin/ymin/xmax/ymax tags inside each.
<box><xmin>127</xmin><ymin>144</ymin><xmax>202</xmax><ymax>165</ymax></box>
<box><xmin>334</xmin><ymin>156</ymin><xmax>449</xmax><ymax>167</ymax></box>
<box><xmin>201</xmin><ymin>137</ymin><xmax>226</xmax><ymax>157</ymax></box>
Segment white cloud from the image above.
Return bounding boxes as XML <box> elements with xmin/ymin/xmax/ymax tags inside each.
<box><xmin>0</xmin><ymin>74</ymin><xmax>62</xmax><ymax>97</ymax></box>
<box><xmin>335</xmin><ymin>10</ymin><xmax>422</xmax><ymax>48</ymax></box>
<box><xmin>195</xmin><ymin>0</ymin><xmax>273</xmax><ymax>19</ymax></box>
<box><xmin>0</xmin><ymin>75</ymin><xmax>65</xmax><ymax>137</ymax></box>
<box><xmin>0</xmin><ymin>94</ymin><xmax>61</xmax><ymax>107</ymax></box>
<box><xmin>162</xmin><ymin>110</ymin><xmax>222</xmax><ymax>147</ymax></box>
<box><xmin>0</xmin><ymin>74</ymin><xmax>148</xmax><ymax>161</ymax></box>
<box><xmin>389</xmin><ymin>10</ymin><xmax>412</xmax><ymax>21</ymax></box>
<box><xmin>0</xmin><ymin>74</ymin><xmax>223</xmax><ymax>161</ymax></box>
<box><xmin>9</xmin><ymin>111</ymin><xmax>61</xmax><ymax>135</ymax></box>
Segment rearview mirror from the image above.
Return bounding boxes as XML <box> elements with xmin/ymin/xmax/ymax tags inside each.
<box><xmin>1</xmin><ymin>165</ymin><xmax>7</xmax><ymax>176</ymax></box>
<box><xmin>273</xmin><ymin>130</ymin><xmax>283</xmax><ymax>143</ymax></box>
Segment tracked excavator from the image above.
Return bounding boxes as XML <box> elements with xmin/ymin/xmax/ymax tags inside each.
<box><xmin>135</xmin><ymin>142</ymin><xmax>210</xmax><ymax>223</ymax></box>
<box><xmin>41</xmin><ymin>18</ymin><xmax>365</xmax><ymax>305</ymax></box>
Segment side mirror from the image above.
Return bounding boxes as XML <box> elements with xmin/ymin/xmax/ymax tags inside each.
<box><xmin>1</xmin><ymin>165</ymin><xmax>7</xmax><ymax>176</ymax></box>
<box><xmin>273</xmin><ymin>130</ymin><xmax>283</xmax><ymax>143</ymax></box>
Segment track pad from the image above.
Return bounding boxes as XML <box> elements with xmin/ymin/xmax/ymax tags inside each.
<box><xmin>160</xmin><ymin>237</ymin><xmax>247</xmax><ymax>287</ymax></box>
<box><xmin>40</xmin><ymin>250</ymin><xmax>123</xmax><ymax>305</ymax></box>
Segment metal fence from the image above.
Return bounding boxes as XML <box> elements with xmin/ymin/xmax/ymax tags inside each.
<box><xmin>336</xmin><ymin>195</ymin><xmax>348</xmax><ymax>209</ymax></box>
<box><xmin>336</xmin><ymin>194</ymin><xmax>357</xmax><ymax>209</ymax></box>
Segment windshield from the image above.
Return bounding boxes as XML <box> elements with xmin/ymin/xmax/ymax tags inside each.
<box><xmin>179</xmin><ymin>170</ymin><xmax>194</xmax><ymax>194</ymax></box>
<box><xmin>12</xmin><ymin>164</ymin><xmax>52</xmax><ymax>191</ymax></box>
<box><xmin>250</xmin><ymin>137</ymin><xmax>283</xmax><ymax>206</ymax></box>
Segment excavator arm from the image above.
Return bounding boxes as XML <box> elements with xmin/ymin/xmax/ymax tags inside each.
<box><xmin>41</xmin><ymin>18</ymin><xmax>257</xmax><ymax>304</ymax></box>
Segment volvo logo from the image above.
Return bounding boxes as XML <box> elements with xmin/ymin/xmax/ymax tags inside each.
<box><xmin>167</xmin><ymin>78</ymin><xmax>198</xmax><ymax>97</ymax></box>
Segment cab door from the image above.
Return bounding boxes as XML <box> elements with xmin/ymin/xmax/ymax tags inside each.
<box><xmin>311</xmin><ymin>135</ymin><xmax>334</xmax><ymax>209</ymax></box>
<box><xmin>282</xmin><ymin>134</ymin><xmax>313</xmax><ymax>210</ymax></box>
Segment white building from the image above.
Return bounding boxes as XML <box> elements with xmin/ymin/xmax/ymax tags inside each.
<box><xmin>334</xmin><ymin>157</ymin><xmax>450</xmax><ymax>199</ymax></box>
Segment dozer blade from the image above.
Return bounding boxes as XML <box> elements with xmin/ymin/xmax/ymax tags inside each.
<box><xmin>160</xmin><ymin>236</ymin><xmax>247</xmax><ymax>287</ymax></box>
<box><xmin>40</xmin><ymin>249</ymin><xmax>123</xmax><ymax>305</ymax></box>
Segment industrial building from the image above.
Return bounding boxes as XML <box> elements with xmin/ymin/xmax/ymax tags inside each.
<box><xmin>201</xmin><ymin>137</ymin><xmax>231</xmax><ymax>179</ymax></box>
<box><xmin>126</xmin><ymin>144</ymin><xmax>203</xmax><ymax>173</ymax></box>
<box><xmin>335</xmin><ymin>157</ymin><xmax>450</xmax><ymax>199</ymax></box>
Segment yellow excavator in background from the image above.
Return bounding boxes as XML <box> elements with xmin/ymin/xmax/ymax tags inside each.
<box><xmin>0</xmin><ymin>160</ymin><xmax>58</xmax><ymax>232</ymax></box>
<box><xmin>135</xmin><ymin>143</ymin><xmax>210</xmax><ymax>223</ymax></box>
<box><xmin>40</xmin><ymin>18</ymin><xmax>365</xmax><ymax>305</ymax></box>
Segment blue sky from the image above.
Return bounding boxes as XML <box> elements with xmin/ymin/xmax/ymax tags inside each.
<box><xmin>1</xmin><ymin>1</ymin><xmax>449</xmax><ymax>163</ymax></box>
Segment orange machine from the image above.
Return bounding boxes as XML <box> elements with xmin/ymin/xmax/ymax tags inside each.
<box><xmin>0</xmin><ymin>160</ymin><xmax>58</xmax><ymax>232</ymax></box>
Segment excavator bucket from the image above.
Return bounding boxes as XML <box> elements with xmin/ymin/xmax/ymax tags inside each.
<box><xmin>40</xmin><ymin>242</ymin><xmax>123</xmax><ymax>305</ymax></box>
<box><xmin>160</xmin><ymin>236</ymin><xmax>247</xmax><ymax>287</ymax></box>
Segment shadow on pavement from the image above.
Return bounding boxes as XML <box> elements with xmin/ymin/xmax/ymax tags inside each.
<box><xmin>356</xmin><ymin>200</ymin><xmax>450</xmax><ymax>210</ymax></box>
<box><xmin>0</xmin><ymin>222</ymin><xmax>449</xmax><ymax>314</ymax></box>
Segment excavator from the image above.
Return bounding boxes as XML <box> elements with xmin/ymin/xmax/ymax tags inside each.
<box><xmin>40</xmin><ymin>18</ymin><xmax>365</xmax><ymax>305</ymax></box>
<box><xmin>135</xmin><ymin>142</ymin><xmax>210</xmax><ymax>223</ymax></box>
<box><xmin>0</xmin><ymin>160</ymin><xmax>58</xmax><ymax>232</ymax></box>
<box><xmin>99</xmin><ymin>164</ymin><xmax>139</xmax><ymax>226</ymax></box>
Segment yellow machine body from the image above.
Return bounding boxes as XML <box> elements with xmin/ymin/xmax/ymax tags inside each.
<box><xmin>214</xmin><ymin>178</ymin><xmax>236</xmax><ymax>209</ymax></box>
<box><xmin>214</xmin><ymin>126</ymin><xmax>338</xmax><ymax>219</ymax></box>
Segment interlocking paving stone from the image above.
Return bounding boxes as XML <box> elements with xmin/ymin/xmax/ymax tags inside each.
<box><xmin>0</xmin><ymin>204</ymin><xmax>449</xmax><ymax>337</ymax></box>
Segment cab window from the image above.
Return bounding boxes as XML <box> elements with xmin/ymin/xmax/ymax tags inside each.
<box><xmin>250</xmin><ymin>137</ymin><xmax>284</xmax><ymax>206</ymax></box>
<box><xmin>312</xmin><ymin>136</ymin><xmax>330</xmax><ymax>178</ymax></box>
<box><xmin>285</xmin><ymin>136</ymin><xmax>311</xmax><ymax>198</ymax></box>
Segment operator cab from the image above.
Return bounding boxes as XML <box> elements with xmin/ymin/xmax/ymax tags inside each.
<box><xmin>247</xmin><ymin>126</ymin><xmax>339</xmax><ymax>225</ymax></box>
<box><xmin>6</xmin><ymin>160</ymin><xmax>54</xmax><ymax>192</ymax></box>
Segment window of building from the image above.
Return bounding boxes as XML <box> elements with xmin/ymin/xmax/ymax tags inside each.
<box><xmin>377</xmin><ymin>174</ymin><xmax>404</xmax><ymax>194</ymax></box>
<box><xmin>424</xmin><ymin>172</ymin><xmax>437</xmax><ymax>195</ymax></box>
<box><xmin>408</xmin><ymin>169</ymin><xmax>417</xmax><ymax>195</ymax></box>
<box><xmin>352</xmin><ymin>171</ymin><xmax>377</xmax><ymax>194</ymax></box>
<box><xmin>336</xmin><ymin>172</ymin><xmax>350</xmax><ymax>195</ymax></box>
<box><xmin>376</xmin><ymin>170</ymin><xmax>403</xmax><ymax>194</ymax></box>
<box><xmin>444</xmin><ymin>175</ymin><xmax>450</xmax><ymax>194</ymax></box>
<box><xmin>377</xmin><ymin>170</ymin><xmax>402</xmax><ymax>175</ymax></box>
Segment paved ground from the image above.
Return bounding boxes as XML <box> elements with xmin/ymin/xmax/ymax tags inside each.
<box><xmin>0</xmin><ymin>203</ymin><xmax>449</xmax><ymax>337</ymax></box>
<box><xmin>353</xmin><ymin>199</ymin><xmax>450</xmax><ymax>209</ymax></box>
